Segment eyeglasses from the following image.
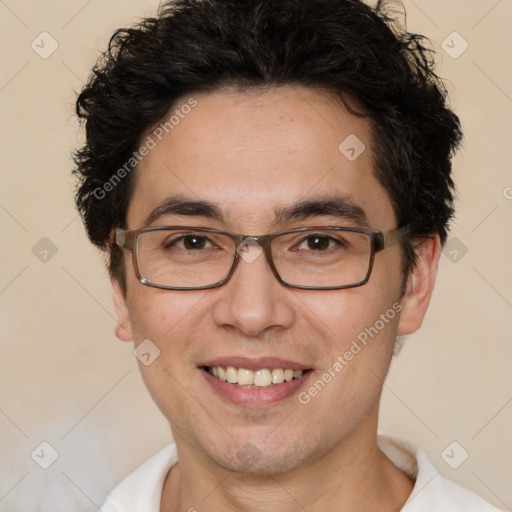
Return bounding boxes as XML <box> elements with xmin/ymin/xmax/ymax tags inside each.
<box><xmin>115</xmin><ymin>225</ymin><xmax>410</xmax><ymax>291</ymax></box>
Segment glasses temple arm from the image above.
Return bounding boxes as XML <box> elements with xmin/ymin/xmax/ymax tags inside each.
<box><xmin>381</xmin><ymin>225</ymin><xmax>411</xmax><ymax>248</ymax></box>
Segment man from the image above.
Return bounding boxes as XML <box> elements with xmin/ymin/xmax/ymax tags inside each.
<box><xmin>73</xmin><ymin>0</ymin><xmax>502</xmax><ymax>510</ymax></box>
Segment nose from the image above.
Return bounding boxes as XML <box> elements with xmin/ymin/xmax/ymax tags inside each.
<box><xmin>211</xmin><ymin>242</ymin><xmax>296</xmax><ymax>337</ymax></box>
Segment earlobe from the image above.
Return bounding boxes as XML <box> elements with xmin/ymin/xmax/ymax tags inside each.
<box><xmin>397</xmin><ymin>235</ymin><xmax>441</xmax><ymax>336</ymax></box>
<box><xmin>112</xmin><ymin>280</ymin><xmax>133</xmax><ymax>342</ymax></box>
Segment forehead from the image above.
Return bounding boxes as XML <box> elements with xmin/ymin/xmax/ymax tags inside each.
<box><xmin>127</xmin><ymin>86</ymin><xmax>395</xmax><ymax>230</ymax></box>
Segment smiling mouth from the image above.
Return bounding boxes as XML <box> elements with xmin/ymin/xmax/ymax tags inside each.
<box><xmin>204</xmin><ymin>366</ymin><xmax>310</xmax><ymax>388</ymax></box>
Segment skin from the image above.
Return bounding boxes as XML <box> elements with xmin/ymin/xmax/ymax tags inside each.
<box><xmin>112</xmin><ymin>86</ymin><xmax>441</xmax><ymax>512</ymax></box>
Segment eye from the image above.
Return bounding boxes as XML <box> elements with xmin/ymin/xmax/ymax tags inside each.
<box><xmin>297</xmin><ymin>235</ymin><xmax>341</xmax><ymax>251</ymax></box>
<box><xmin>165</xmin><ymin>234</ymin><xmax>213</xmax><ymax>250</ymax></box>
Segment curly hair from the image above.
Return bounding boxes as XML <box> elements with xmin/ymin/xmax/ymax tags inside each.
<box><xmin>73</xmin><ymin>0</ymin><xmax>462</xmax><ymax>290</ymax></box>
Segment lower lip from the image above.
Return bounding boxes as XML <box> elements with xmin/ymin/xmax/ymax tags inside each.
<box><xmin>200</xmin><ymin>368</ymin><xmax>312</xmax><ymax>407</ymax></box>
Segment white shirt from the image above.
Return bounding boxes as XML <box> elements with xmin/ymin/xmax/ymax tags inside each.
<box><xmin>101</xmin><ymin>435</ymin><xmax>503</xmax><ymax>511</ymax></box>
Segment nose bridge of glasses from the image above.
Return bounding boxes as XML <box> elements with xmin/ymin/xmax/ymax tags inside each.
<box><xmin>228</xmin><ymin>233</ymin><xmax>280</xmax><ymax>283</ymax></box>
<box><xmin>234</xmin><ymin>235</ymin><xmax>271</xmax><ymax>264</ymax></box>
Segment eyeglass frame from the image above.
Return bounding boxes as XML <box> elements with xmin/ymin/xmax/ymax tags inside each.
<box><xmin>115</xmin><ymin>224</ymin><xmax>411</xmax><ymax>291</ymax></box>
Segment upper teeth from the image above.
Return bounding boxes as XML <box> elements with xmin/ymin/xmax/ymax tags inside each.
<box><xmin>208</xmin><ymin>366</ymin><xmax>304</xmax><ymax>387</ymax></box>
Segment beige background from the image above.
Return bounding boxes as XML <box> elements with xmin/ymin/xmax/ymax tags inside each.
<box><xmin>0</xmin><ymin>0</ymin><xmax>511</xmax><ymax>510</ymax></box>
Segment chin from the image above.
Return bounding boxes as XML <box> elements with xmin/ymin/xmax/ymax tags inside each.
<box><xmin>204</xmin><ymin>437</ymin><xmax>312</xmax><ymax>476</ymax></box>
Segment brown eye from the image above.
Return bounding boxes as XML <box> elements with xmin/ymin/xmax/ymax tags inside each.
<box><xmin>296</xmin><ymin>234</ymin><xmax>345</xmax><ymax>251</ymax></box>
<box><xmin>305</xmin><ymin>236</ymin><xmax>331</xmax><ymax>251</ymax></box>
<box><xmin>164</xmin><ymin>234</ymin><xmax>213</xmax><ymax>250</ymax></box>
<box><xmin>182</xmin><ymin>235</ymin><xmax>208</xmax><ymax>250</ymax></box>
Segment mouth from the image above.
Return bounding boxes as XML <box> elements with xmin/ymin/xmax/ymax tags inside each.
<box><xmin>204</xmin><ymin>365</ymin><xmax>310</xmax><ymax>388</ymax></box>
<box><xmin>199</xmin><ymin>357</ymin><xmax>313</xmax><ymax>406</ymax></box>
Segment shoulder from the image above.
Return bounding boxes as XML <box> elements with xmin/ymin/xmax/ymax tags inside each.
<box><xmin>101</xmin><ymin>443</ymin><xmax>178</xmax><ymax>512</ymax></box>
<box><xmin>378</xmin><ymin>435</ymin><xmax>504</xmax><ymax>512</ymax></box>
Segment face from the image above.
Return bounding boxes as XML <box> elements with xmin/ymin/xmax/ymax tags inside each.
<box><xmin>113</xmin><ymin>86</ymin><xmax>438</xmax><ymax>475</ymax></box>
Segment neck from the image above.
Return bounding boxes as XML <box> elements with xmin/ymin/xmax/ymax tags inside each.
<box><xmin>161</xmin><ymin>421</ymin><xmax>413</xmax><ymax>512</ymax></box>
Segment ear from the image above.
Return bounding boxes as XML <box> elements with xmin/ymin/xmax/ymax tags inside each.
<box><xmin>397</xmin><ymin>234</ymin><xmax>441</xmax><ymax>335</ymax></box>
<box><xmin>112</xmin><ymin>279</ymin><xmax>134</xmax><ymax>342</ymax></box>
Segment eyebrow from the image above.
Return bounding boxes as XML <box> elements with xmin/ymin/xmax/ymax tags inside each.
<box><xmin>143</xmin><ymin>196</ymin><xmax>223</xmax><ymax>226</ymax></box>
<box><xmin>143</xmin><ymin>194</ymin><xmax>369</xmax><ymax>228</ymax></box>
<box><xmin>274</xmin><ymin>195</ymin><xmax>369</xmax><ymax>227</ymax></box>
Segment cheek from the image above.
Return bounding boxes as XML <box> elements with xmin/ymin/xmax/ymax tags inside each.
<box><xmin>300</xmin><ymin>283</ymin><xmax>400</xmax><ymax>344</ymax></box>
<box><xmin>125</xmin><ymin>280</ymin><xmax>205</xmax><ymax>340</ymax></box>
<box><xmin>125</xmin><ymin>288</ymin><xmax>209</xmax><ymax>413</ymax></box>
<box><xmin>294</xmin><ymin>292</ymin><xmax>400</xmax><ymax>444</ymax></box>
<box><xmin>297</xmin><ymin>267</ymin><xmax>403</xmax><ymax>391</ymax></box>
